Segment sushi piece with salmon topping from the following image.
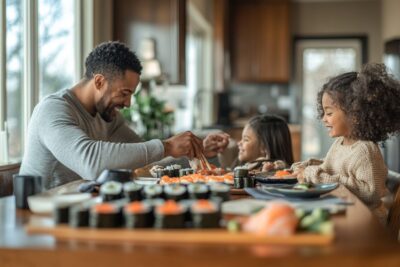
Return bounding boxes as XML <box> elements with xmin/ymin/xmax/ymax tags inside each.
<box><xmin>124</xmin><ymin>201</ymin><xmax>152</xmax><ymax>228</ymax></box>
<box><xmin>154</xmin><ymin>200</ymin><xmax>185</xmax><ymax>229</ymax></box>
<box><xmin>243</xmin><ymin>202</ymin><xmax>298</xmax><ymax>236</ymax></box>
<box><xmin>90</xmin><ymin>202</ymin><xmax>122</xmax><ymax>228</ymax></box>
<box><xmin>191</xmin><ymin>199</ymin><xmax>221</xmax><ymax>228</ymax></box>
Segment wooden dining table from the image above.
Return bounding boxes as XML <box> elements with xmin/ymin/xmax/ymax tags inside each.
<box><xmin>0</xmin><ymin>186</ymin><xmax>399</xmax><ymax>267</ymax></box>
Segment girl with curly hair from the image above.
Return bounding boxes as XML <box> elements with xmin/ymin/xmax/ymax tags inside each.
<box><xmin>292</xmin><ymin>63</ymin><xmax>400</xmax><ymax>224</ymax></box>
<box><xmin>219</xmin><ymin>114</ymin><xmax>294</xmax><ymax>172</ymax></box>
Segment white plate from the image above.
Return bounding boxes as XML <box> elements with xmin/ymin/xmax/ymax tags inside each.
<box><xmin>28</xmin><ymin>192</ymin><xmax>92</xmax><ymax>214</ymax></box>
<box><xmin>134</xmin><ymin>177</ymin><xmax>159</xmax><ymax>185</ymax></box>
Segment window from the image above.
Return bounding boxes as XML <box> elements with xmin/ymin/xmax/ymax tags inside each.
<box><xmin>6</xmin><ymin>0</ymin><xmax>24</xmax><ymax>159</ymax></box>
<box><xmin>294</xmin><ymin>38</ymin><xmax>364</xmax><ymax>160</ymax></box>
<box><xmin>1</xmin><ymin>0</ymin><xmax>82</xmax><ymax>164</ymax></box>
<box><xmin>38</xmin><ymin>0</ymin><xmax>75</xmax><ymax>98</ymax></box>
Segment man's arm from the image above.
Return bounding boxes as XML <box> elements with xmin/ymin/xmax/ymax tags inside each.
<box><xmin>38</xmin><ymin>99</ymin><xmax>164</xmax><ymax>180</ymax></box>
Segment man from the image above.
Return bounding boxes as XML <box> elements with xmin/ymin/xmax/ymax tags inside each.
<box><xmin>20</xmin><ymin>41</ymin><xmax>229</xmax><ymax>189</ymax></box>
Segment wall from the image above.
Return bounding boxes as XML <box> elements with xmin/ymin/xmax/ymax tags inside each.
<box><xmin>292</xmin><ymin>0</ymin><xmax>382</xmax><ymax>62</ymax></box>
<box><xmin>382</xmin><ymin>0</ymin><xmax>400</xmax><ymax>41</ymax></box>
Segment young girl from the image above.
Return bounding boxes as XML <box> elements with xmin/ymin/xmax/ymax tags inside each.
<box><xmin>220</xmin><ymin>114</ymin><xmax>294</xmax><ymax>172</ymax></box>
<box><xmin>292</xmin><ymin>63</ymin><xmax>400</xmax><ymax>224</ymax></box>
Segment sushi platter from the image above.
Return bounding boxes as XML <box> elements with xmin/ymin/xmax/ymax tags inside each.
<box><xmin>26</xmin><ymin>223</ymin><xmax>333</xmax><ymax>245</ymax></box>
<box><xmin>25</xmin><ymin>179</ymin><xmax>334</xmax><ymax>246</ymax></box>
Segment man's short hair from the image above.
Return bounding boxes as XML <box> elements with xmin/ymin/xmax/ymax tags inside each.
<box><xmin>84</xmin><ymin>41</ymin><xmax>142</xmax><ymax>81</ymax></box>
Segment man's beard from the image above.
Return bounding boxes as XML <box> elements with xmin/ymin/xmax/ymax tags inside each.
<box><xmin>96</xmin><ymin>97</ymin><xmax>115</xmax><ymax>122</ymax></box>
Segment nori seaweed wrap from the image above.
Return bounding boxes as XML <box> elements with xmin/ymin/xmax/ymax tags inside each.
<box><xmin>188</xmin><ymin>183</ymin><xmax>210</xmax><ymax>200</ymax></box>
<box><xmin>124</xmin><ymin>201</ymin><xmax>152</xmax><ymax>228</ymax></box>
<box><xmin>154</xmin><ymin>200</ymin><xmax>185</xmax><ymax>229</ymax></box>
<box><xmin>164</xmin><ymin>184</ymin><xmax>187</xmax><ymax>201</ymax></box>
<box><xmin>123</xmin><ymin>182</ymin><xmax>143</xmax><ymax>201</ymax></box>
<box><xmin>191</xmin><ymin>199</ymin><xmax>221</xmax><ymax>228</ymax></box>
<box><xmin>143</xmin><ymin>184</ymin><xmax>163</xmax><ymax>199</ymax></box>
<box><xmin>90</xmin><ymin>202</ymin><xmax>122</xmax><ymax>228</ymax></box>
<box><xmin>210</xmin><ymin>183</ymin><xmax>230</xmax><ymax>202</ymax></box>
<box><xmin>100</xmin><ymin>181</ymin><xmax>123</xmax><ymax>202</ymax></box>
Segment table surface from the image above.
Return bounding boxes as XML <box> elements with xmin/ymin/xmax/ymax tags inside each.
<box><xmin>0</xmin><ymin>186</ymin><xmax>399</xmax><ymax>267</ymax></box>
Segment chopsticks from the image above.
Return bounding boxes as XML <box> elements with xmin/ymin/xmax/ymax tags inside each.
<box><xmin>199</xmin><ymin>153</ymin><xmax>212</xmax><ymax>171</ymax></box>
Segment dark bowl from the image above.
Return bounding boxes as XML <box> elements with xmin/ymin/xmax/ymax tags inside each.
<box><xmin>96</xmin><ymin>169</ymin><xmax>132</xmax><ymax>184</ymax></box>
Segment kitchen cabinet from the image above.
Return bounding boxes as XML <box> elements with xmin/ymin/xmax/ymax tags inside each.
<box><xmin>230</xmin><ymin>0</ymin><xmax>290</xmax><ymax>83</ymax></box>
<box><xmin>113</xmin><ymin>0</ymin><xmax>186</xmax><ymax>84</ymax></box>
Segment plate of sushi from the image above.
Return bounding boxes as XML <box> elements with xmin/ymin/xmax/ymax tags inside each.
<box><xmin>262</xmin><ymin>183</ymin><xmax>339</xmax><ymax>199</ymax></box>
<box><xmin>52</xmin><ymin>180</ymin><xmax>232</xmax><ymax>229</ymax></box>
<box><xmin>254</xmin><ymin>170</ymin><xmax>298</xmax><ymax>184</ymax></box>
<box><xmin>150</xmin><ymin>164</ymin><xmax>234</xmax><ymax>185</ymax></box>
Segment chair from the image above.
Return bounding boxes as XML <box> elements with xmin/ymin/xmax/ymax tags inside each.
<box><xmin>387</xmin><ymin>183</ymin><xmax>400</xmax><ymax>240</ymax></box>
<box><xmin>0</xmin><ymin>162</ymin><xmax>20</xmax><ymax>197</ymax></box>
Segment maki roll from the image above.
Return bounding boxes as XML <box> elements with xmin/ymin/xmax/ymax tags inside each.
<box><xmin>100</xmin><ymin>181</ymin><xmax>123</xmax><ymax>202</ymax></box>
<box><xmin>53</xmin><ymin>193</ymin><xmax>92</xmax><ymax>224</ymax></box>
<box><xmin>164</xmin><ymin>184</ymin><xmax>187</xmax><ymax>201</ymax></box>
<box><xmin>123</xmin><ymin>182</ymin><xmax>143</xmax><ymax>201</ymax></box>
<box><xmin>191</xmin><ymin>199</ymin><xmax>221</xmax><ymax>228</ymax></box>
<box><xmin>124</xmin><ymin>201</ymin><xmax>152</xmax><ymax>228</ymax></box>
<box><xmin>234</xmin><ymin>166</ymin><xmax>249</xmax><ymax>178</ymax></box>
<box><xmin>188</xmin><ymin>183</ymin><xmax>210</xmax><ymax>200</ymax></box>
<box><xmin>179</xmin><ymin>168</ymin><xmax>194</xmax><ymax>177</ymax></box>
<box><xmin>69</xmin><ymin>203</ymin><xmax>90</xmax><ymax>227</ymax></box>
<box><xmin>69</xmin><ymin>196</ymin><xmax>101</xmax><ymax>228</ymax></box>
<box><xmin>171</xmin><ymin>164</ymin><xmax>182</xmax><ymax>177</ymax></box>
<box><xmin>143</xmin><ymin>184</ymin><xmax>163</xmax><ymax>199</ymax></box>
<box><xmin>210</xmin><ymin>183</ymin><xmax>230</xmax><ymax>202</ymax></box>
<box><xmin>90</xmin><ymin>202</ymin><xmax>122</xmax><ymax>228</ymax></box>
<box><xmin>154</xmin><ymin>200</ymin><xmax>185</xmax><ymax>229</ymax></box>
<box><xmin>142</xmin><ymin>198</ymin><xmax>165</xmax><ymax>226</ymax></box>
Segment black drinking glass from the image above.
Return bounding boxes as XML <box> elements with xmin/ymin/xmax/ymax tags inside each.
<box><xmin>13</xmin><ymin>175</ymin><xmax>43</xmax><ymax>209</ymax></box>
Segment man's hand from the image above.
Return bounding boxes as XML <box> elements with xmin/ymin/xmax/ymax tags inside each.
<box><xmin>203</xmin><ymin>132</ymin><xmax>230</xmax><ymax>158</ymax></box>
<box><xmin>162</xmin><ymin>131</ymin><xmax>203</xmax><ymax>159</ymax></box>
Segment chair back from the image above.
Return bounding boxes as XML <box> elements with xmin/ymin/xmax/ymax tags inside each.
<box><xmin>0</xmin><ymin>163</ymin><xmax>20</xmax><ymax>197</ymax></box>
<box><xmin>388</xmin><ymin>185</ymin><xmax>400</xmax><ymax>240</ymax></box>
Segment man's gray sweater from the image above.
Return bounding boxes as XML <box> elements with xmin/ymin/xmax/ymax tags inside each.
<box><xmin>20</xmin><ymin>89</ymin><xmax>164</xmax><ymax>189</ymax></box>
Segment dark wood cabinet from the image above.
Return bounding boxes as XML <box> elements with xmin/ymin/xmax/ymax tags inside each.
<box><xmin>113</xmin><ymin>0</ymin><xmax>186</xmax><ymax>84</ymax></box>
<box><xmin>230</xmin><ymin>0</ymin><xmax>290</xmax><ymax>83</ymax></box>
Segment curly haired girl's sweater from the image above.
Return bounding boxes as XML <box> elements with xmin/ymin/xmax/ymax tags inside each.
<box><xmin>292</xmin><ymin>137</ymin><xmax>388</xmax><ymax>224</ymax></box>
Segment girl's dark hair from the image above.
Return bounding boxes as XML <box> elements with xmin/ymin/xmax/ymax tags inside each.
<box><xmin>84</xmin><ymin>41</ymin><xmax>142</xmax><ymax>81</ymax></box>
<box><xmin>248</xmin><ymin>114</ymin><xmax>294</xmax><ymax>165</ymax></box>
<box><xmin>317</xmin><ymin>63</ymin><xmax>400</xmax><ymax>143</ymax></box>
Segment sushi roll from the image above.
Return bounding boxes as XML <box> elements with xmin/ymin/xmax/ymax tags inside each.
<box><xmin>154</xmin><ymin>200</ymin><xmax>185</xmax><ymax>229</ymax></box>
<box><xmin>243</xmin><ymin>176</ymin><xmax>255</xmax><ymax>188</ymax></box>
<box><xmin>210</xmin><ymin>183</ymin><xmax>230</xmax><ymax>202</ymax></box>
<box><xmin>234</xmin><ymin>166</ymin><xmax>249</xmax><ymax>178</ymax></box>
<box><xmin>90</xmin><ymin>202</ymin><xmax>122</xmax><ymax>228</ymax></box>
<box><xmin>234</xmin><ymin>177</ymin><xmax>244</xmax><ymax>189</ymax></box>
<box><xmin>124</xmin><ymin>201</ymin><xmax>152</xmax><ymax>228</ymax></box>
<box><xmin>69</xmin><ymin>196</ymin><xmax>101</xmax><ymax>228</ymax></box>
<box><xmin>123</xmin><ymin>182</ymin><xmax>143</xmax><ymax>201</ymax></box>
<box><xmin>191</xmin><ymin>199</ymin><xmax>221</xmax><ymax>228</ymax></box>
<box><xmin>179</xmin><ymin>168</ymin><xmax>187</xmax><ymax>177</ymax></box>
<box><xmin>142</xmin><ymin>198</ymin><xmax>165</xmax><ymax>226</ymax></box>
<box><xmin>171</xmin><ymin>164</ymin><xmax>182</xmax><ymax>177</ymax></box>
<box><xmin>53</xmin><ymin>193</ymin><xmax>92</xmax><ymax>224</ymax></box>
<box><xmin>69</xmin><ymin>203</ymin><xmax>90</xmax><ymax>227</ymax></box>
<box><xmin>100</xmin><ymin>181</ymin><xmax>123</xmax><ymax>202</ymax></box>
<box><xmin>188</xmin><ymin>184</ymin><xmax>210</xmax><ymax>200</ymax></box>
<box><xmin>179</xmin><ymin>199</ymin><xmax>195</xmax><ymax>224</ymax></box>
<box><xmin>143</xmin><ymin>184</ymin><xmax>163</xmax><ymax>199</ymax></box>
<box><xmin>53</xmin><ymin>203</ymin><xmax>70</xmax><ymax>224</ymax></box>
<box><xmin>164</xmin><ymin>184</ymin><xmax>187</xmax><ymax>201</ymax></box>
